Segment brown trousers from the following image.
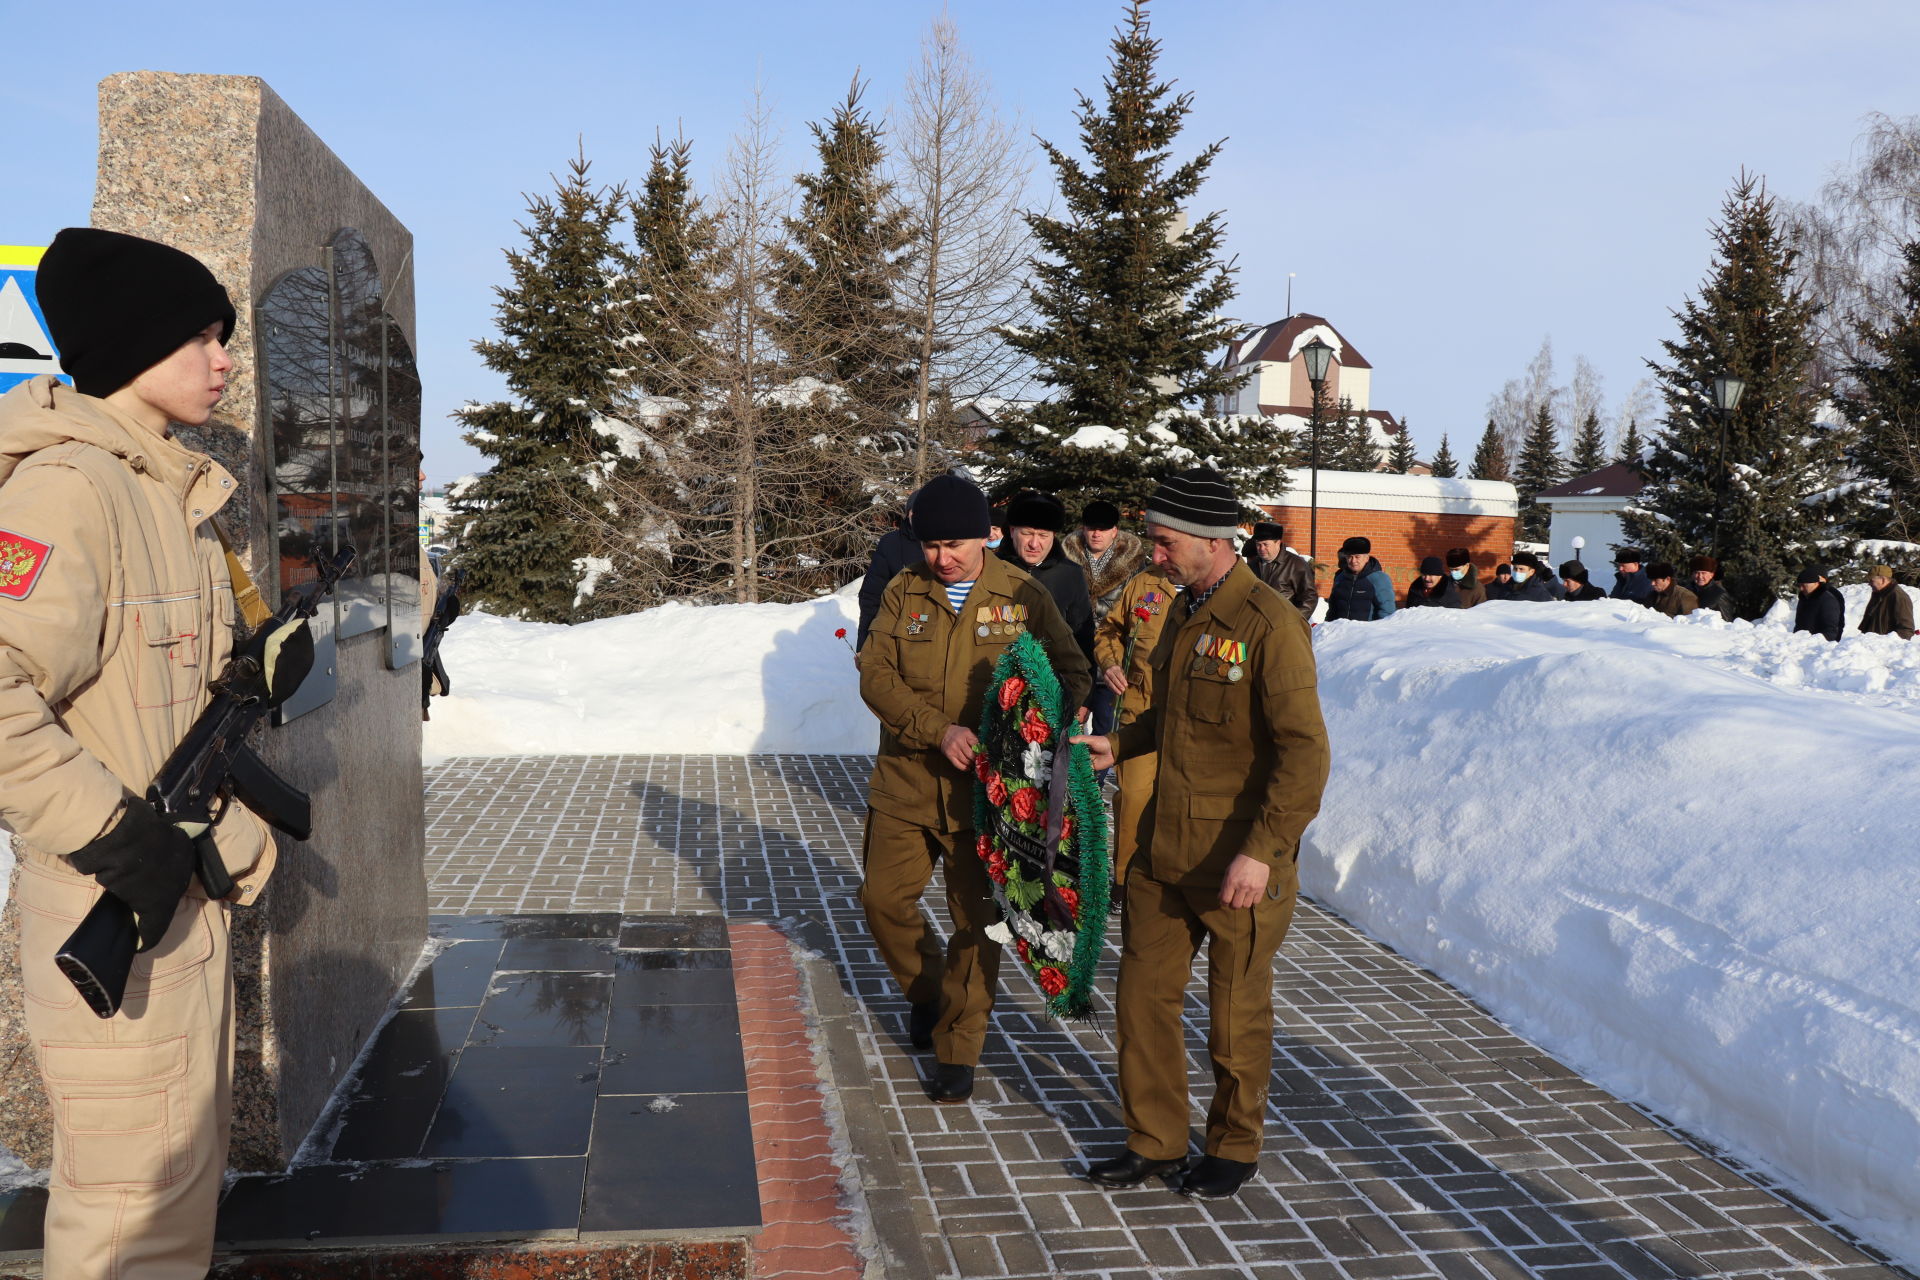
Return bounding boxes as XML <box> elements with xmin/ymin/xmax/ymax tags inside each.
<box><xmin>1110</xmin><ymin>751</ymin><xmax>1157</xmax><ymax>886</ymax></box>
<box><xmin>858</xmin><ymin>808</ymin><xmax>1002</xmax><ymax>1065</ymax></box>
<box><xmin>1115</xmin><ymin>855</ymin><xmax>1298</xmax><ymax>1162</ymax></box>
<box><xmin>16</xmin><ymin>859</ymin><xmax>233</xmax><ymax>1280</ymax></box>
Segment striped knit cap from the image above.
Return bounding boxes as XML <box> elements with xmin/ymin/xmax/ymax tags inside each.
<box><xmin>1144</xmin><ymin>467</ymin><xmax>1240</xmax><ymax>540</ymax></box>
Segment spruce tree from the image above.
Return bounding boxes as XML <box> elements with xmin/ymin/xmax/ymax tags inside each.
<box><xmin>980</xmin><ymin>1</ymin><xmax>1272</xmax><ymax>513</ymax></box>
<box><xmin>1568</xmin><ymin>409</ymin><xmax>1608</xmax><ymax>476</ymax></box>
<box><xmin>1513</xmin><ymin>403</ymin><xmax>1568</xmax><ymax>541</ymax></box>
<box><xmin>452</xmin><ymin>152</ymin><xmax>630</xmax><ymax>622</ymax></box>
<box><xmin>1325</xmin><ymin>398</ymin><xmax>1380</xmax><ymax>471</ymax></box>
<box><xmin>1470</xmin><ymin>420</ymin><xmax>1511</xmax><ymax>482</ymax></box>
<box><xmin>1429</xmin><ymin>432</ymin><xmax>1460</xmax><ymax>478</ymax></box>
<box><xmin>1386</xmin><ymin>418</ymin><xmax>1417</xmax><ymax>472</ymax></box>
<box><xmin>1623</xmin><ymin>173</ymin><xmax>1871</xmax><ymax>615</ymax></box>
<box><xmin>629</xmin><ymin>134</ymin><xmax>718</xmax><ymax>396</ymax></box>
<box><xmin>1617</xmin><ymin>418</ymin><xmax>1645</xmax><ymax>470</ymax></box>
<box><xmin>1834</xmin><ymin>239</ymin><xmax>1920</xmax><ymax>574</ymax></box>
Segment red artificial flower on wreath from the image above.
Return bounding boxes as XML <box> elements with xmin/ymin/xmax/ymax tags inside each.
<box><xmin>986</xmin><ymin>853</ymin><xmax>1008</xmax><ymax>885</ymax></box>
<box><xmin>1015</xmin><ymin>938</ymin><xmax>1032</xmax><ymax>963</ymax></box>
<box><xmin>986</xmin><ymin>772</ymin><xmax>1008</xmax><ymax>806</ymax></box>
<box><xmin>973</xmin><ymin>752</ymin><xmax>992</xmax><ymax>783</ymax></box>
<box><xmin>975</xmin><ymin>833</ymin><xmax>993</xmax><ymax>862</ymax></box>
<box><xmin>1056</xmin><ymin>886</ymin><xmax>1080</xmax><ymax>920</ymax></box>
<box><xmin>1060</xmin><ymin>814</ymin><xmax>1075</xmax><ymax>844</ymax></box>
<box><xmin>997</xmin><ymin>676</ymin><xmax>1028</xmax><ymax>712</ymax></box>
<box><xmin>1037</xmin><ymin>966</ymin><xmax>1068</xmax><ymax>996</ymax></box>
<box><xmin>1009</xmin><ymin>785</ymin><xmax>1041</xmax><ymax>823</ymax></box>
<box><xmin>1018</xmin><ymin>706</ymin><xmax>1050</xmax><ymax>744</ymax></box>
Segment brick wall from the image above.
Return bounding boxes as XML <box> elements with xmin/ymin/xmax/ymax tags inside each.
<box><xmin>1258</xmin><ymin>505</ymin><xmax>1515</xmax><ymax>598</ymax></box>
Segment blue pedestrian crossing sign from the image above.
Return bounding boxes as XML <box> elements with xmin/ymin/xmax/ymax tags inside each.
<box><xmin>0</xmin><ymin>247</ymin><xmax>66</xmax><ymax>396</ymax></box>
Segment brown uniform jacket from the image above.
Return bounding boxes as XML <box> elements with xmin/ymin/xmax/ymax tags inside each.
<box><xmin>1649</xmin><ymin>582</ymin><xmax>1700</xmax><ymax>617</ymax></box>
<box><xmin>0</xmin><ymin>376</ymin><xmax>272</xmax><ymax>895</ymax></box>
<box><xmin>1114</xmin><ymin>561</ymin><xmax>1330</xmax><ymax>886</ymax></box>
<box><xmin>1860</xmin><ymin>584</ymin><xmax>1915</xmax><ymax>639</ymax></box>
<box><xmin>1093</xmin><ymin>571</ymin><xmax>1179</xmax><ymax>729</ymax></box>
<box><xmin>860</xmin><ymin>553</ymin><xmax>1091</xmax><ymax>833</ymax></box>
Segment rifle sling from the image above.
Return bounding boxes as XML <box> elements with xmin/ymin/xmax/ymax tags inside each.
<box><xmin>212</xmin><ymin>519</ymin><xmax>273</xmax><ymax>631</ymax></box>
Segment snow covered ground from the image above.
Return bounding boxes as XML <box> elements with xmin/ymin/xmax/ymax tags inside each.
<box><xmin>427</xmin><ymin>580</ymin><xmax>1920</xmax><ymax>1263</ymax></box>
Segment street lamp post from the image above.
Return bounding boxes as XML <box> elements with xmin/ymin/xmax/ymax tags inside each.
<box><xmin>1709</xmin><ymin>375</ymin><xmax>1746</xmax><ymax>558</ymax></box>
<box><xmin>1302</xmin><ymin>337</ymin><xmax>1334</xmax><ymax>563</ymax></box>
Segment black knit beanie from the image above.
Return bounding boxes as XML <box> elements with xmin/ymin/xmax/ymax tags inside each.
<box><xmin>1144</xmin><ymin>468</ymin><xmax>1239</xmax><ymax>540</ymax></box>
<box><xmin>907</xmin><ymin>474</ymin><xmax>990</xmax><ymax>542</ymax></box>
<box><xmin>36</xmin><ymin>227</ymin><xmax>236</xmax><ymax>398</ymax></box>
<box><xmin>1006</xmin><ymin>491</ymin><xmax>1066</xmax><ymax>533</ymax></box>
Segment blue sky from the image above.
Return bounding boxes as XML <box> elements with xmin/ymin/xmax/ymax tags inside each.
<box><xmin>8</xmin><ymin>0</ymin><xmax>1918</xmax><ymax>484</ymax></box>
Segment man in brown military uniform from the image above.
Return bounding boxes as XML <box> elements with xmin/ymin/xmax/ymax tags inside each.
<box><xmin>1091</xmin><ymin>567</ymin><xmax>1177</xmax><ymax>888</ymax></box>
<box><xmin>1077</xmin><ymin>468</ymin><xmax>1331</xmax><ymax>1200</ymax></box>
<box><xmin>858</xmin><ymin>474</ymin><xmax>1090</xmax><ymax>1102</ymax></box>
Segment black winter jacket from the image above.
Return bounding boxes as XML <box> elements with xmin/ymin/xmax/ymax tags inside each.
<box><xmin>857</xmin><ymin>528</ymin><xmax>923</xmax><ymax>648</ymax></box>
<box><xmin>1793</xmin><ymin>583</ymin><xmax>1845</xmax><ymax>642</ymax></box>
<box><xmin>1327</xmin><ymin>557</ymin><xmax>1396</xmax><ymax>621</ymax></box>
<box><xmin>1695</xmin><ymin>580</ymin><xmax>1739</xmax><ymax>622</ymax></box>
<box><xmin>1565</xmin><ymin>582</ymin><xmax>1607</xmax><ymax>601</ymax></box>
<box><xmin>1404</xmin><ymin>576</ymin><xmax>1463</xmax><ymax>609</ymax></box>
<box><xmin>1610</xmin><ymin>568</ymin><xmax>1653</xmax><ymax>606</ymax></box>
<box><xmin>998</xmin><ymin>539</ymin><xmax>1096</xmax><ymax>664</ymax></box>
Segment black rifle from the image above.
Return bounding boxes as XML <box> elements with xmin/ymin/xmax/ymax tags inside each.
<box><xmin>422</xmin><ymin>566</ymin><xmax>463</xmax><ymax>713</ymax></box>
<box><xmin>55</xmin><ymin>545</ymin><xmax>357</xmax><ymax>1018</ymax></box>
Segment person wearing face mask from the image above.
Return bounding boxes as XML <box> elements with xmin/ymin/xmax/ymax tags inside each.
<box><xmin>1559</xmin><ymin>560</ymin><xmax>1606</xmax><ymax>601</ymax></box>
<box><xmin>1326</xmin><ymin>536</ymin><xmax>1395</xmax><ymax>621</ymax></box>
<box><xmin>1403</xmin><ymin>556</ymin><xmax>1463</xmax><ymax>608</ymax></box>
<box><xmin>1444</xmin><ymin>547</ymin><xmax>1486</xmax><ymax>607</ymax></box>
<box><xmin>987</xmin><ymin>506</ymin><xmax>1006</xmax><ymax>551</ymax></box>
<box><xmin>1498</xmin><ymin>551</ymin><xmax>1556</xmax><ymax>601</ymax></box>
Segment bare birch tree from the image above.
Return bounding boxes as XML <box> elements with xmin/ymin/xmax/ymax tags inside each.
<box><xmin>896</xmin><ymin>13</ymin><xmax>1037</xmax><ymax>483</ymax></box>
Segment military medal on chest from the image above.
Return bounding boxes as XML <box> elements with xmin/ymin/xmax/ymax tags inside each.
<box><xmin>906</xmin><ymin>610</ymin><xmax>929</xmax><ymax>636</ymax></box>
<box><xmin>1192</xmin><ymin>633</ymin><xmax>1247</xmax><ymax>681</ymax></box>
<box><xmin>977</xmin><ymin>602</ymin><xmax>1028</xmax><ymax>637</ymax></box>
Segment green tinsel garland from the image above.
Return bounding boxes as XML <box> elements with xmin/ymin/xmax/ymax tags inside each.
<box><xmin>972</xmin><ymin>632</ymin><xmax>1111</xmax><ymax>1019</ymax></box>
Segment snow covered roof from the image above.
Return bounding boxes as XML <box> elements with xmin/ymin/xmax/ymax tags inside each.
<box><xmin>1257</xmin><ymin>405</ymin><xmax>1402</xmax><ymax>434</ymax></box>
<box><xmin>1223</xmin><ymin>313</ymin><xmax>1373</xmax><ymax>371</ymax></box>
<box><xmin>1253</xmin><ymin>468</ymin><xmax>1517</xmax><ymax>518</ymax></box>
<box><xmin>1536</xmin><ymin>462</ymin><xmax>1644</xmax><ymax>503</ymax></box>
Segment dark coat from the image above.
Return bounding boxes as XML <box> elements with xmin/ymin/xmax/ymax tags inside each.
<box><xmin>1860</xmin><ymin>584</ymin><xmax>1915</xmax><ymax>639</ymax></box>
<box><xmin>857</xmin><ymin>527</ymin><xmax>923</xmax><ymax>649</ymax></box>
<box><xmin>1404</xmin><ymin>575</ymin><xmax>1462</xmax><ymax>609</ymax></box>
<box><xmin>1648</xmin><ymin>582</ymin><xmax>1700</xmax><ymax>617</ymax></box>
<box><xmin>1327</xmin><ymin>557</ymin><xmax>1396</xmax><ymax>621</ymax></box>
<box><xmin>1794</xmin><ymin>583</ymin><xmax>1845</xmax><ymax>642</ymax></box>
<box><xmin>1252</xmin><ymin>548</ymin><xmax>1317</xmax><ymax>620</ymax></box>
<box><xmin>999</xmin><ymin>539</ymin><xmax>1096</xmax><ymax>665</ymax></box>
<box><xmin>1489</xmin><ymin>572</ymin><xmax>1554</xmax><ymax>602</ymax></box>
<box><xmin>1565</xmin><ymin>582</ymin><xmax>1607</xmax><ymax>602</ymax></box>
<box><xmin>1454</xmin><ymin>564</ymin><xmax>1488</xmax><ymax>608</ymax></box>
<box><xmin>1694</xmin><ymin>580</ymin><xmax>1739</xmax><ymax>622</ymax></box>
<box><xmin>1610</xmin><ymin>568</ymin><xmax>1653</xmax><ymax>606</ymax></box>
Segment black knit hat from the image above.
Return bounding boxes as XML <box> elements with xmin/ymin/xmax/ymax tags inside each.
<box><xmin>1419</xmin><ymin>555</ymin><xmax>1445</xmax><ymax>576</ymax></box>
<box><xmin>1144</xmin><ymin>468</ymin><xmax>1239</xmax><ymax>540</ymax></box>
<box><xmin>36</xmin><ymin>227</ymin><xmax>236</xmax><ymax>398</ymax></box>
<box><xmin>1559</xmin><ymin>560</ymin><xmax>1588</xmax><ymax>582</ymax></box>
<box><xmin>1080</xmin><ymin>500</ymin><xmax>1120</xmax><ymax>530</ymax></box>
<box><xmin>1445</xmin><ymin>547</ymin><xmax>1472</xmax><ymax>568</ymax></box>
<box><xmin>1339</xmin><ymin>536</ymin><xmax>1371</xmax><ymax>556</ymax></box>
<box><xmin>1250</xmin><ymin>521</ymin><xmax>1285</xmax><ymax>542</ymax></box>
<box><xmin>908</xmin><ymin>474</ymin><xmax>991</xmax><ymax>541</ymax></box>
<box><xmin>1796</xmin><ymin>565</ymin><xmax>1826</xmax><ymax>585</ymax></box>
<box><xmin>1005</xmin><ymin>491</ymin><xmax>1066</xmax><ymax>533</ymax></box>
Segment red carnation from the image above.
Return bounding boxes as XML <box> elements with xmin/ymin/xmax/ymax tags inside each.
<box><xmin>1132</xmin><ymin>605</ymin><xmax>1151</xmax><ymax>620</ymax></box>
<box><xmin>986</xmin><ymin>773</ymin><xmax>1008</xmax><ymax>806</ymax></box>
<box><xmin>1009</xmin><ymin>785</ymin><xmax>1041</xmax><ymax>823</ymax></box>
<box><xmin>1057</xmin><ymin>886</ymin><xmax>1080</xmax><ymax>915</ymax></box>
<box><xmin>1018</xmin><ymin>706</ymin><xmax>1050</xmax><ymax>744</ymax></box>
<box><xmin>1015</xmin><ymin>938</ymin><xmax>1031</xmax><ymax>963</ymax></box>
<box><xmin>976</xmin><ymin>833</ymin><xmax>993</xmax><ymax>861</ymax></box>
<box><xmin>834</xmin><ymin>627</ymin><xmax>847</xmax><ymax>638</ymax></box>
<box><xmin>997</xmin><ymin>676</ymin><xmax>1028</xmax><ymax>711</ymax></box>
<box><xmin>986</xmin><ymin>854</ymin><xmax>1007</xmax><ymax>885</ymax></box>
<box><xmin>1037</xmin><ymin>966</ymin><xmax>1068</xmax><ymax>996</ymax></box>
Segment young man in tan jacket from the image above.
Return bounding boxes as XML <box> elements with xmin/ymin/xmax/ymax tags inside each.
<box><xmin>0</xmin><ymin>228</ymin><xmax>304</xmax><ymax>1279</ymax></box>
<box><xmin>1076</xmin><ymin>468</ymin><xmax>1330</xmax><ymax>1202</ymax></box>
<box><xmin>858</xmin><ymin>474</ymin><xmax>1089</xmax><ymax>1104</ymax></box>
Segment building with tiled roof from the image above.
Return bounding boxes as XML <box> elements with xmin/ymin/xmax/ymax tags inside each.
<box><xmin>1535</xmin><ymin>462</ymin><xmax>1647</xmax><ymax>590</ymax></box>
<box><xmin>1213</xmin><ymin>314</ymin><xmax>1403</xmax><ymax>467</ymax></box>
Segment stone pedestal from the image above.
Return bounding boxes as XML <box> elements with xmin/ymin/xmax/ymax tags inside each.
<box><xmin>0</xmin><ymin>72</ymin><xmax>428</xmax><ymax>1171</ymax></box>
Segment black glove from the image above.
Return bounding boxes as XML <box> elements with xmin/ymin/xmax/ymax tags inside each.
<box><xmin>248</xmin><ymin>617</ymin><xmax>315</xmax><ymax>707</ymax></box>
<box><xmin>68</xmin><ymin>798</ymin><xmax>198</xmax><ymax>952</ymax></box>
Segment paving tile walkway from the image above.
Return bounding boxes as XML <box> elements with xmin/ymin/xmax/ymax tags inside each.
<box><xmin>426</xmin><ymin>755</ymin><xmax>1913</xmax><ymax>1280</ymax></box>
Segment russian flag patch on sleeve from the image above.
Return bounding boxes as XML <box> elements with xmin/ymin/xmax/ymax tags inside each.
<box><xmin>0</xmin><ymin>530</ymin><xmax>52</xmax><ymax>601</ymax></box>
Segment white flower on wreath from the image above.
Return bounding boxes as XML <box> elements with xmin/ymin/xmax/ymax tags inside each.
<box><xmin>1041</xmin><ymin>930</ymin><xmax>1076</xmax><ymax>962</ymax></box>
<box><xmin>1022</xmin><ymin>740</ymin><xmax>1053</xmax><ymax>787</ymax></box>
<box><xmin>984</xmin><ymin>921</ymin><xmax>1014</xmax><ymax>946</ymax></box>
<box><xmin>1013</xmin><ymin>914</ymin><xmax>1044</xmax><ymax>944</ymax></box>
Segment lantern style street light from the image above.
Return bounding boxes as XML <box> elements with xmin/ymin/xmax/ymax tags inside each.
<box><xmin>1710</xmin><ymin>375</ymin><xmax>1746</xmax><ymax>557</ymax></box>
<box><xmin>1301</xmin><ymin>337</ymin><xmax>1334</xmax><ymax>562</ymax></box>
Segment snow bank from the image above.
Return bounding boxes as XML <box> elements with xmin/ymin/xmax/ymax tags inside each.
<box><xmin>423</xmin><ymin>586</ymin><xmax>870</xmax><ymax>761</ymax></box>
<box><xmin>1305</xmin><ymin>595</ymin><xmax>1920</xmax><ymax>1262</ymax></box>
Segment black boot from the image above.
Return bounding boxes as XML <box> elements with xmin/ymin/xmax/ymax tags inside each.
<box><xmin>908</xmin><ymin>1000</ymin><xmax>937</xmax><ymax>1051</ymax></box>
<box><xmin>1083</xmin><ymin>1148</ymin><xmax>1189</xmax><ymax>1188</ymax></box>
<box><xmin>926</xmin><ymin>1062</ymin><xmax>974</xmax><ymax>1104</ymax></box>
<box><xmin>1178</xmin><ymin>1154</ymin><xmax>1257</xmax><ymax>1200</ymax></box>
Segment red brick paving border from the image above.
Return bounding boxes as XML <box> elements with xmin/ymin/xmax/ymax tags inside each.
<box><xmin>730</xmin><ymin>923</ymin><xmax>865</xmax><ymax>1280</ymax></box>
